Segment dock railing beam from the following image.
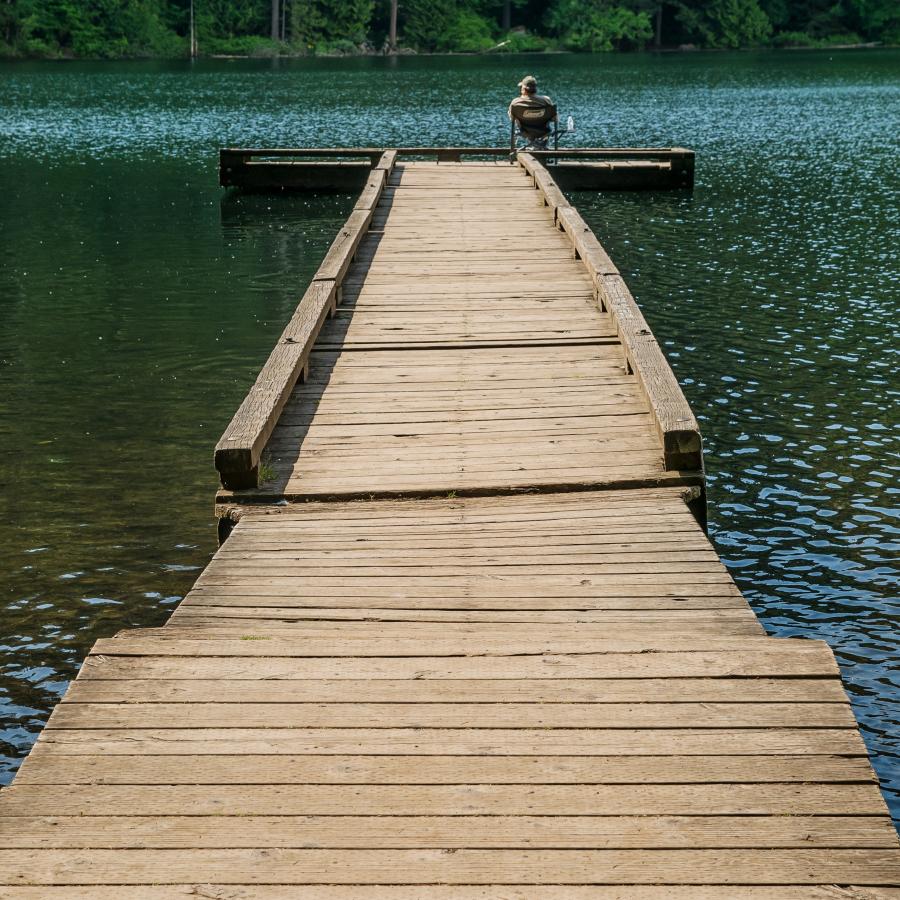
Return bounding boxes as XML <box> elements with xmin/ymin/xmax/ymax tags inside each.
<box><xmin>214</xmin><ymin>151</ymin><xmax>398</xmax><ymax>490</ymax></box>
<box><xmin>518</xmin><ymin>152</ymin><xmax>704</xmax><ymax>477</ymax></box>
<box><xmin>219</xmin><ymin>147</ymin><xmax>695</xmax><ymax>192</ymax></box>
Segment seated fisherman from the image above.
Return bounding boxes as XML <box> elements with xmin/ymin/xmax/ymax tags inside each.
<box><xmin>508</xmin><ymin>75</ymin><xmax>556</xmax><ymax>145</ymax></box>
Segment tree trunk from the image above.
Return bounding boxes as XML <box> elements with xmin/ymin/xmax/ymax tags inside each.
<box><xmin>271</xmin><ymin>0</ymin><xmax>280</xmax><ymax>41</ymax></box>
<box><xmin>654</xmin><ymin>5</ymin><xmax>662</xmax><ymax>48</ymax></box>
<box><xmin>389</xmin><ymin>0</ymin><xmax>398</xmax><ymax>51</ymax></box>
<box><xmin>189</xmin><ymin>0</ymin><xmax>197</xmax><ymax>57</ymax></box>
<box><xmin>502</xmin><ymin>0</ymin><xmax>511</xmax><ymax>31</ymax></box>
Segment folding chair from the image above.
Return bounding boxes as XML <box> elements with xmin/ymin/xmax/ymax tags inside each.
<box><xmin>510</xmin><ymin>103</ymin><xmax>559</xmax><ymax>152</ymax></box>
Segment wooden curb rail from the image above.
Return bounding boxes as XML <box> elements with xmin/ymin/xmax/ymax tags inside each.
<box><xmin>518</xmin><ymin>152</ymin><xmax>703</xmax><ymax>474</ymax></box>
<box><xmin>214</xmin><ymin>151</ymin><xmax>397</xmax><ymax>489</ymax></box>
<box><xmin>219</xmin><ymin>147</ymin><xmax>695</xmax><ymax>192</ymax></box>
<box><xmin>220</xmin><ymin>147</ymin><xmax>694</xmax><ymax>163</ymax></box>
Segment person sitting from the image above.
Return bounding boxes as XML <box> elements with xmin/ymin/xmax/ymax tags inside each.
<box><xmin>508</xmin><ymin>75</ymin><xmax>556</xmax><ymax>147</ymax></box>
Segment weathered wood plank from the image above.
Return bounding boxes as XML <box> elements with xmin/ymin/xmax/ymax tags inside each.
<box><xmin>170</xmin><ymin>603</ymin><xmax>753</xmax><ymax>618</ymax></box>
<box><xmin>75</xmin><ymin>647</ymin><xmax>841</xmax><ymax>680</ymax></box>
<box><xmin>3</xmin><ymin>815</ymin><xmax>895</xmax><ymax>850</ymax></box>
<box><xmin>6</xmin><ymin>886</ymin><xmax>900</xmax><ymax>899</ymax></box>
<box><xmin>62</xmin><ymin>677</ymin><xmax>849</xmax><ymax>704</ymax></box>
<box><xmin>313</xmin><ymin>207</ymin><xmax>374</xmax><ymax>284</ymax></box>
<box><xmin>101</xmin><ymin>621</ymin><xmax>781</xmax><ymax>639</ymax></box>
<box><xmin>213</xmin><ymin>279</ymin><xmax>335</xmax><ymax>488</ymax></box>
<box><xmin>1</xmin><ymin>783</ymin><xmax>886</xmax><ymax>817</ymax></box>
<box><xmin>516</xmin><ymin>156</ymin><xmax>701</xmax><ymax>473</ymax></box>
<box><xmin>225</xmin><ymin>485</ymin><xmax>694</xmax><ymax>519</ymax></box>
<box><xmin>2</xmin><ymin>848</ymin><xmax>899</xmax><ymax>885</ymax></box>
<box><xmin>352</xmin><ymin>167</ymin><xmax>386</xmax><ymax>211</ymax></box>
<box><xmin>31</xmin><ymin>727</ymin><xmax>868</xmax><ymax>757</ymax></box>
<box><xmin>215</xmin><ymin>531</ymin><xmax>711</xmax><ymax>550</ymax></box>
<box><xmin>47</xmin><ymin>701</ymin><xmax>855</xmax><ymax>730</ymax></box>
<box><xmin>373</xmin><ymin>149</ymin><xmax>398</xmax><ymax>173</ymax></box>
<box><xmin>518</xmin><ymin>152</ymin><xmax>570</xmax><ymax>221</ymax></box>
<box><xmin>88</xmin><ymin>634</ymin><xmax>826</xmax><ymax>657</ymax></box>
<box><xmin>167</xmin><ymin>607</ymin><xmax>762</xmax><ymax>624</ymax></box>
<box><xmin>557</xmin><ymin>206</ymin><xmax>620</xmax><ymax>276</ymax></box>
<box><xmin>601</xmin><ymin>272</ymin><xmax>703</xmax><ymax>471</ymax></box>
<box><xmin>15</xmin><ymin>753</ymin><xmax>877</xmax><ymax>786</ymax></box>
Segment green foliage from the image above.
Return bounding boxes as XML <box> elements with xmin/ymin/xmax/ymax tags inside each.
<box><xmin>202</xmin><ymin>33</ymin><xmax>281</xmax><ymax>54</ymax></box>
<box><xmin>437</xmin><ymin>9</ymin><xmax>495</xmax><ymax>51</ymax></box>
<box><xmin>400</xmin><ymin>0</ymin><xmax>459</xmax><ymax>50</ymax></box>
<box><xmin>846</xmin><ymin>0</ymin><xmax>900</xmax><ymax>41</ymax></box>
<box><xmin>292</xmin><ymin>0</ymin><xmax>373</xmax><ymax>46</ymax></box>
<box><xmin>546</xmin><ymin>0</ymin><xmax>653</xmax><ymax>50</ymax></box>
<box><xmin>494</xmin><ymin>30</ymin><xmax>550</xmax><ymax>50</ymax></box>
<box><xmin>771</xmin><ymin>26</ymin><xmax>819</xmax><ymax>42</ymax></box>
<box><xmin>198</xmin><ymin>0</ymin><xmax>266</xmax><ymax>39</ymax></box>
<box><xmin>399</xmin><ymin>0</ymin><xmax>504</xmax><ymax>52</ymax></box>
<box><xmin>672</xmin><ymin>0</ymin><xmax>772</xmax><ymax>47</ymax></box>
<box><xmin>0</xmin><ymin>0</ymin><xmax>895</xmax><ymax>58</ymax></box>
<box><xmin>14</xmin><ymin>0</ymin><xmax>184</xmax><ymax>57</ymax></box>
<box><xmin>258</xmin><ymin>453</ymin><xmax>276</xmax><ymax>483</ymax></box>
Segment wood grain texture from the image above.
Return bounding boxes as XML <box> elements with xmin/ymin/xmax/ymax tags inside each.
<box><xmin>518</xmin><ymin>151</ymin><xmax>570</xmax><ymax>221</ymax></box>
<box><xmin>5</xmin><ymin>887</ymin><xmax>900</xmax><ymax>900</ymax></box>
<box><xmin>2</xmin><ymin>848</ymin><xmax>899</xmax><ymax>885</ymax></box>
<box><xmin>213</xmin><ymin>279</ymin><xmax>336</xmax><ymax>488</ymax></box>
<box><xmin>14</xmin><ymin>753</ymin><xmax>878</xmax><ymax>785</ymax></box>
<box><xmin>3</xmin><ymin>815</ymin><xmax>895</xmax><ymax>850</ymax></box>
<box><xmin>515</xmin><ymin>155</ymin><xmax>701</xmax><ymax>473</ymax></box>
<box><xmin>0</xmin><ymin>783</ymin><xmax>888</xmax><ymax>816</ymax></box>
<box><xmin>6</xmin><ymin>163</ymin><xmax>898</xmax><ymax>891</ymax></box>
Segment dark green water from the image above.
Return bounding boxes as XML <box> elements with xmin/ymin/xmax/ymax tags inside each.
<box><xmin>1</xmin><ymin>51</ymin><xmax>898</xmax><ymax>820</ymax></box>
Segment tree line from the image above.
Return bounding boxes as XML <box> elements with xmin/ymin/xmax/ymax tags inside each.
<box><xmin>2</xmin><ymin>0</ymin><xmax>896</xmax><ymax>58</ymax></box>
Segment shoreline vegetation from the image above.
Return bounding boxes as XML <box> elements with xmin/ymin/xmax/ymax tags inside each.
<box><xmin>1</xmin><ymin>0</ymin><xmax>897</xmax><ymax>61</ymax></box>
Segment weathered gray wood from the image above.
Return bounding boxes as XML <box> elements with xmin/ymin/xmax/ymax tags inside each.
<box><xmin>214</xmin><ymin>153</ymin><xmax>413</xmax><ymax>489</ymax></box>
<box><xmin>46</xmin><ymin>701</ymin><xmax>855</xmax><ymax>730</ymax></box>
<box><xmin>556</xmin><ymin>206</ymin><xmax>620</xmax><ymax>276</ymax></box>
<box><xmin>2</xmin><ymin>848</ymin><xmax>899</xmax><ymax>885</ymax></box>
<box><xmin>75</xmin><ymin>646</ymin><xmax>841</xmax><ymax>680</ymax></box>
<box><xmin>213</xmin><ymin>279</ymin><xmax>336</xmax><ymax>488</ymax></box>
<box><xmin>601</xmin><ymin>273</ymin><xmax>702</xmax><ymax>470</ymax></box>
<box><xmin>30</xmin><ymin>727</ymin><xmax>868</xmax><ymax>757</ymax></box>
<box><xmin>166</xmin><ymin>607</ymin><xmax>761</xmax><ymax>625</ymax></box>
<box><xmin>1</xmin><ymin>783</ymin><xmax>886</xmax><ymax>816</ymax></box>
<box><xmin>15</xmin><ymin>753</ymin><xmax>877</xmax><ymax>785</ymax></box>
<box><xmin>517</xmin><ymin>152</ymin><xmax>570</xmax><ymax>220</ymax></box>
<box><xmin>4</xmin><ymin>886</ymin><xmax>899</xmax><ymax>899</ymax></box>
<box><xmin>516</xmin><ymin>155</ymin><xmax>701</xmax><ymax>472</ymax></box>
<box><xmin>7</xmin><ymin>162</ymin><xmax>895</xmax><ymax>892</ymax></box>
<box><xmin>374</xmin><ymin>149</ymin><xmax>398</xmax><ymax>172</ymax></box>
<box><xmin>352</xmin><ymin>167</ymin><xmax>386</xmax><ymax>211</ymax></box>
<box><xmin>62</xmin><ymin>677</ymin><xmax>848</xmax><ymax>704</ymax></box>
<box><xmin>221</xmin><ymin>146</ymin><xmax>694</xmax><ymax>161</ymax></box>
<box><xmin>87</xmin><ymin>633</ymin><xmax>832</xmax><ymax>658</ymax></box>
<box><xmin>313</xmin><ymin>207</ymin><xmax>374</xmax><ymax>284</ymax></box>
<box><xmin>351</xmin><ymin>150</ymin><xmax>396</xmax><ymax>210</ymax></box>
<box><xmin>3</xmin><ymin>815</ymin><xmax>895</xmax><ymax>850</ymax></box>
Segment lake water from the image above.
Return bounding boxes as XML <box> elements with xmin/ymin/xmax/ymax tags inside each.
<box><xmin>1</xmin><ymin>51</ymin><xmax>898</xmax><ymax>821</ymax></box>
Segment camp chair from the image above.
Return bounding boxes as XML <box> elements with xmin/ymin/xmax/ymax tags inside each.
<box><xmin>510</xmin><ymin>103</ymin><xmax>559</xmax><ymax>152</ymax></box>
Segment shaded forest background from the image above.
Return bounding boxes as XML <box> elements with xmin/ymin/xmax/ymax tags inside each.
<box><xmin>1</xmin><ymin>0</ymin><xmax>897</xmax><ymax>58</ymax></box>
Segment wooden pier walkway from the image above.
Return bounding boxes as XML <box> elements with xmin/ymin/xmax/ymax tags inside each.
<box><xmin>1</xmin><ymin>153</ymin><xmax>897</xmax><ymax>896</ymax></box>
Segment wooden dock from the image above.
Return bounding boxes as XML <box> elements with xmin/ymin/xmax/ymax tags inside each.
<box><xmin>1</xmin><ymin>152</ymin><xmax>897</xmax><ymax>896</ymax></box>
<box><xmin>219</xmin><ymin>146</ymin><xmax>696</xmax><ymax>192</ymax></box>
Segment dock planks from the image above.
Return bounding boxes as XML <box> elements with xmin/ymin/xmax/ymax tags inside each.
<box><xmin>2</xmin><ymin>159</ymin><xmax>897</xmax><ymax>895</ymax></box>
